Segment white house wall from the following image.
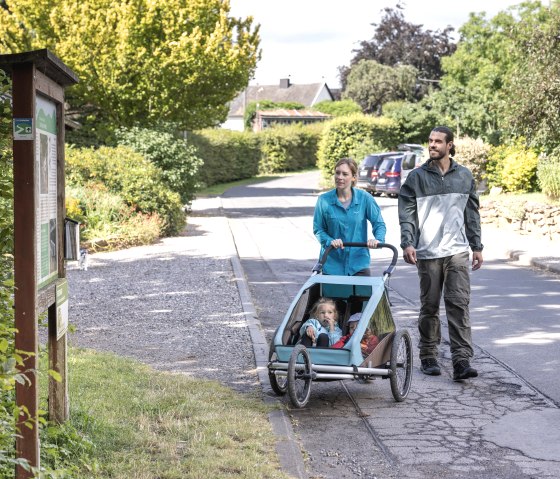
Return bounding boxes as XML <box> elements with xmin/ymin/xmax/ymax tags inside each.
<box><xmin>311</xmin><ymin>84</ymin><xmax>333</xmax><ymax>105</ymax></box>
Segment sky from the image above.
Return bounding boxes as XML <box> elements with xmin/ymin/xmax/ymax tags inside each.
<box><xmin>229</xmin><ymin>0</ymin><xmax>538</xmax><ymax>88</ymax></box>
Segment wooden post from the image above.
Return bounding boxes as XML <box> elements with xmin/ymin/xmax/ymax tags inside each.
<box><xmin>12</xmin><ymin>60</ymin><xmax>39</xmax><ymax>479</ymax></box>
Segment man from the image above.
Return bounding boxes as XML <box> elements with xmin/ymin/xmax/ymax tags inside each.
<box><xmin>398</xmin><ymin>126</ymin><xmax>483</xmax><ymax>381</ymax></box>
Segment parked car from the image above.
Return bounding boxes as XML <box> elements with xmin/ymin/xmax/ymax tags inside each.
<box><xmin>375</xmin><ymin>151</ymin><xmax>422</xmax><ymax>197</ymax></box>
<box><xmin>356</xmin><ymin>152</ymin><xmax>399</xmax><ymax>195</ymax></box>
<box><xmin>398</xmin><ymin>143</ymin><xmax>425</xmax><ymax>154</ymax></box>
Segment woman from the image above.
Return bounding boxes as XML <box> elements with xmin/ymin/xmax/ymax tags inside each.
<box><xmin>313</xmin><ymin>158</ymin><xmax>386</xmax><ymax>275</ymax></box>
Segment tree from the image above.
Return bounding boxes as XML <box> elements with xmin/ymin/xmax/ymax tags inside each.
<box><xmin>0</xmin><ymin>0</ymin><xmax>260</xmax><ymax>131</ymax></box>
<box><xmin>503</xmin><ymin>2</ymin><xmax>560</xmax><ymax>152</ymax></box>
<box><xmin>343</xmin><ymin>60</ymin><xmax>417</xmax><ymax>115</ymax></box>
<box><xmin>435</xmin><ymin>2</ymin><xmax>548</xmax><ymax>142</ymax></box>
<box><xmin>339</xmin><ymin>6</ymin><xmax>456</xmax><ymax>95</ymax></box>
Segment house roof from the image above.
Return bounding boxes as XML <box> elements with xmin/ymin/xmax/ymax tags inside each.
<box><xmin>228</xmin><ymin>79</ymin><xmax>333</xmax><ymax>117</ymax></box>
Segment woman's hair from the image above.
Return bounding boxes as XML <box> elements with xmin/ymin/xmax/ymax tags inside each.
<box><xmin>309</xmin><ymin>297</ymin><xmax>339</xmax><ymax>320</ymax></box>
<box><xmin>431</xmin><ymin>125</ymin><xmax>456</xmax><ymax>157</ymax></box>
<box><xmin>335</xmin><ymin>158</ymin><xmax>358</xmax><ymax>186</ymax></box>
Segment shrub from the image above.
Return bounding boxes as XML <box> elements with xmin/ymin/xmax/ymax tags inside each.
<box><xmin>117</xmin><ymin>126</ymin><xmax>203</xmax><ymax>205</ymax></box>
<box><xmin>313</xmin><ymin>99</ymin><xmax>361</xmax><ymax>117</ymax></box>
<box><xmin>537</xmin><ymin>148</ymin><xmax>560</xmax><ymax>199</ymax></box>
<box><xmin>454</xmin><ymin>136</ymin><xmax>491</xmax><ymax>186</ymax></box>
<box><xmin>258</xmin><ymin>124</ymin><xmax>321</xmax><ymax>173</ymax></box>
<box><xmin>0</xmin><ymin>69</ymin><xmax>22</xmax><ymax>476</ymax></box>
<box><xmin>66</xmin><ymin>146</ymin><xmax>185</xmax><ymax>236</ymax></box>
<box><xmin>66</xmin><ymin>185</ymin><xmax>162</xmax><ymax>251</ymax></box>
<box><xmin>382</xmin><ymin>101</ymin><xmax>442</xmax><ymax>145</ymax></box>
<box><xmin>316</xmin><ymin>114</ymin><xmax>399</xmax><ymax>180</ymax></box>
<box><xmin>486</xmin><ymin>139</ymin><xmax>539</xmax><ymax>193</ymax></box>
<box><xmin>189</xmin><ymin>129</ymin><xmax>261</xmax><ymax>187</ymax></box>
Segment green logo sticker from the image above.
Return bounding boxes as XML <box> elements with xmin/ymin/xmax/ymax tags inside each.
<box><xmin>13</xmin><ymin>118</ymin><xmax>33</xmax><ymax>140</ymax></box>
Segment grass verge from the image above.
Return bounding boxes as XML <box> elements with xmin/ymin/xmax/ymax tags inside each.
<box><xmin>40</xmin><ymin>348</ymin><xmax>289</xmax><ymax>479</ymax></box>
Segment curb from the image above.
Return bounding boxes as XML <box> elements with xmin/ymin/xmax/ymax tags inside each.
<box><xmin>222</xmin><ymin>201</ymin><xmax>308</xmax><ymax>479</ymax></box>
<box><xmin>505</xmin><ymin>249</ymin><xmax>560</xmax><ymax>275</ymax></box>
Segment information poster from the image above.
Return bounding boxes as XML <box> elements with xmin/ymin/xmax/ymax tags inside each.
<box><xmin>35</xmin><ymin>95</ymin><xmax>58</xmax><ymax>289</ymax></box>
<box><xmin>55</xmin><ymin>279</ymin><xmax>69</xmax><ymax>340</ymax></box>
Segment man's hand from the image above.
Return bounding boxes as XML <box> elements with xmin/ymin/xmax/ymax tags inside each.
<box><xmin>403</xmin><ymin>245</ymin><xmax>417</xmax><ymax>265</ymax></box>
<box><xmin>472</xmin><ymin>251</ymin><xmax>483</xmax><ymax>271</ymax></box>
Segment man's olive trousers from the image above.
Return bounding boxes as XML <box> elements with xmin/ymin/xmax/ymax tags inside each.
<box><xmin>416</xmin><ymin>251</ymin><xmax>473</xmax><ymax>366</ymax></box>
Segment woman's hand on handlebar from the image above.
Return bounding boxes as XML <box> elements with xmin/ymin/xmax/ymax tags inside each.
<box><xmin>330</xmin><ymin>238</ymin><xmax>344</xmax><ymax>249</ymax></box>
<box><xmin>367</xmin><ymin>239</ymin><xmax>379</xmax><ymax>249</ymax></box>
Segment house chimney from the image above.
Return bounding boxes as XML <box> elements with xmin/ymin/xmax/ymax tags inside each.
<box><xmin>279</xmin><ymin>78</ymin><xmax>291</xmax><ymax>88</ymax></box>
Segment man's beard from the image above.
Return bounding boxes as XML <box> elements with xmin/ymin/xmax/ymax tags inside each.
<box><xmin>429</xmin><ymin>150</ymin><xmax>445</xmax><ymax>161</ymax></box>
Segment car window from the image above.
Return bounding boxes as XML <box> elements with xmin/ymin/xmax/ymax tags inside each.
<box><xmin>378</xmin><ymin>158</ymin><xmax>395</xmax><ymax>174</ymax></box>
<box><xmin>401</xmin><ymin>153</ymin><xmax>417</xmax><ymax>170</ymax></box>
<box><xmin>362</xmin><ymin>156</ymin><xmax>378</xmax><ymax>167</ymax></box>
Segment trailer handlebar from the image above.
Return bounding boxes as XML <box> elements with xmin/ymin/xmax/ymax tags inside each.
<box><xmin>312</xmin><ymin>242</ymin><xmax>398</xmax><ymax>278</ymax></box>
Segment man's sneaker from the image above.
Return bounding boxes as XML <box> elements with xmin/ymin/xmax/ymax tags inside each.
<box><xmin>420</xmin><ymin>358</ymin><xmax>441</xmax><ymax>376</ymax></box>
<box><xmin>453</xmin><ymin>360</ymin><xmax>478</xmax><ymax>381</ymax></box>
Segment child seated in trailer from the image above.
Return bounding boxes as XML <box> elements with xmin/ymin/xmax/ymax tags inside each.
<box><xmin>332</xmin><ymin>312</ymin><xmax>380</xmax><ymax>357</ymax></box>
<box><xmin>298</xmin><ymin>297</ymin><xmax>343</xmax><ymax>347</ymax></box>
<box><xmin>331</xmin><ymin>312</ymin><xmax>361</xmax><ymax>348</ymax></box>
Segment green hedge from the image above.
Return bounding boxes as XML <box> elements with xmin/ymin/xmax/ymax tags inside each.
<box><xmin>66</xmin><ymin>146</ymin><xmax>185</xmax><ymax>236</ymax></box>
<box><xmin>316</xmin><ymin>114</ymin><xmax>399</xmax><ymax>180</ymax></box>
<box><xmin>258</xmin><ymin>124</ymin><xmax>321</xmax><ymax>174</ymax></box>
<box><xmin>189</xmin><ymin>129</ymin><xmax>261</xmax><ymax>187</ymax></box>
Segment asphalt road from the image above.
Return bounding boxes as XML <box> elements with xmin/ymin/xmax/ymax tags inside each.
<box><xmin>220</xmin><ymin>171</ymin><xmax>560</xmax><ymax>479</ymax></box>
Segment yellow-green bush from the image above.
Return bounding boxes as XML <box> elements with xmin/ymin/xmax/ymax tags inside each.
<box><xmin>538</xmin><ymin>148</ymin><xmax>560</xmax><ymax>199</ymax></box>
<box><xmin>486</xmin><ymin>139</ymin><xmax>539</xmax><ymax>193</ymax></box>
<box><xmin>66</xmin><ymin>146</ymin><xmax>185</xmax><ymax>236</ymax></box>
<box><xmin>317</xmin><ymin>114</ymin><xmax>399</xmax><ymax>180</ymax></box>
<box><xmin>258</xmin><ymin>124</ymin><xmax>321</xmax><ymax>174</ymax></box>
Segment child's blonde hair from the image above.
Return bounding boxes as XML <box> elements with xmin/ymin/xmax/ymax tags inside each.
<box><xmin>309</xmin><ymin>297</ymin><xmax>339</xmax><ymax>320</ymax></box>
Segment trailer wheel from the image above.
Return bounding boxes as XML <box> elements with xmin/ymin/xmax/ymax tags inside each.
<box><xmin>287</xmin><ymin>344</ymin><xmax>312</xmax><ymax>408</ymax></box>
<box><xmin>390</xmin><ymin>329</ymin><xmax>413</xmax><ymax>402</ymax></box>
<box><xmin>268</xmin><ymin>338</ymin><xmax>288</xmax><ymax>396</ymax></box>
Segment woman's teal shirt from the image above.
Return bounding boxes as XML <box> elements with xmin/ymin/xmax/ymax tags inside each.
<box><xmin>313</xmin><ymin>187</ymin><xmax>386</xmax><ymax>275</ymax></box>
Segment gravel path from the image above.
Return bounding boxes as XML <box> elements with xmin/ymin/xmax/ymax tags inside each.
<box><xmin>66</xmin><ymin>214</ymin><xmax>260</xmax><ymax>392</ymax></box>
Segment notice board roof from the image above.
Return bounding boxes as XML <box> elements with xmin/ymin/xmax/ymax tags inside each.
<box><xmin>0</xmin><ymin>49</ymin><xmax>78</xmax><ymax>87</ymax></box>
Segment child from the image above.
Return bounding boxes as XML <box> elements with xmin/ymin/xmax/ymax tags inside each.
<box><xmin>332</xmin><ymin>312</ymin><xmax>380</xmax><ymax>357</ymax></box>
<box><xmin>299</xmin><ymin>297</ymin><xmax>342</xmax><ymax>347</ymax></box>
<box><xmin>332</xmin><ymin>312</ymin><xmax>361</xmax><ymax>348</ymax></box>
<box><xmin>360</xmin><ymin>328</ymin><xmax>379</xmax><ymax>357</ymax></box>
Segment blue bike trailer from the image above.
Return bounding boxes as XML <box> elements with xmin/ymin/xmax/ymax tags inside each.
<box><xmin>267</xmin><ymin>243</ymin><xmax>413</xmax><ymax>408</ymax></box>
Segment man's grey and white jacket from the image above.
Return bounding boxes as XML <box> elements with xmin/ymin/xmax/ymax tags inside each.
<box><xmin>398</xmin><ymin>159</ymin><xmax>484</xmax><ymax>260</ymax></box>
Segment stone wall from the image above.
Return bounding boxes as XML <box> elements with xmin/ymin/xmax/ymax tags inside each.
<box><xmin>481</xmin><ymin>201</ymin><xmax>560</xmax><ymax>240</ymax></box>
